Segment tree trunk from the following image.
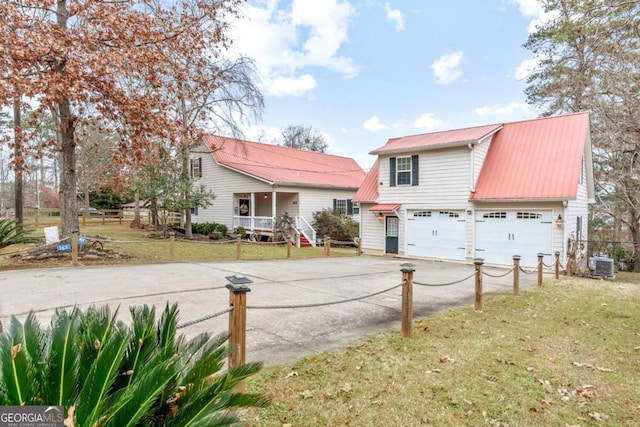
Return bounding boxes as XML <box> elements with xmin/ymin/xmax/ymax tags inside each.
<box><xmin>13</xmin><ymin>96</ymin><xmax>23</xmax><ymax>226</ymax></box>
<box><xmin>132</xmin><ymin>190</ymin><xmax>142</xmax><ymax>228</ymax></box>
<box><xmin>182</xmin><ymin>145</ymin><xmax>192</xmax><ymax>239</ymax></box>
<box><xmin>631</xmin><ymin>213</ymin><xmax>640</xmax><ymax>273</ymax></box>
<box><xmin>58</xmin><ymin>97</ymin><xmax>78</xmax><ymax>237</ymax></box>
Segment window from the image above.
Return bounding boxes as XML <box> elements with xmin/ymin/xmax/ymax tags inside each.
<box><xmin>190</xmin><ymin>206</ymin><xmax>198</xmax><ymax>215</ymax></box>
<box><xmin>413</xmin><ymin>211</ymin><xmax>431</xmax><ymax>217</ymax></box>
<box><xmin>333</xmin><ymin>199</ymin><xmax>355</xmax><ymax>215</ymax></box>
<box><xmin>390</xmin><ymin>155</ymin><xmax>418</xmax><ymax>186</ymax></box>
<box><xmin>190</xmin><ymin>157</ymin><xmax>202</xmax><ymax>178</ymax></box>
<box><xmin>396</xmin><ymin>156</ymin><xmax>411</xmax><ymax>185</ymax></box>
<box><xmin>483</xmin><ymin>212</ymin><xmax>507</xmax><ymax>219</ymax></box>
<box><xmin>440</xmin><ymin>211</ymin><xmax>459</xmax><ymax>218</ymax></box>
<box><xmin>517</xmin><ymin>212</ymin><xmax>542</xmax><ymax>220</ymax></box>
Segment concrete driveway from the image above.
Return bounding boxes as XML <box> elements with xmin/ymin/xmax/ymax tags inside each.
<box><xmin>1</xmin><ymin>256</ymin><xmax>536</xmax><ymax>365</ymax></box>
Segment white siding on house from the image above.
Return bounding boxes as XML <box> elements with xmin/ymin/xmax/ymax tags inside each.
<box><xmin>473</xmin><ymin>135</ymin><xmax>493</xmax><ymax>190</ymax></box>
<box><xmin>378</xmin><ymin>148</ymin><xmax>470</xmax><ymax>209</ymax></box>
<box><xmin>359</xmin><ymin>203</ymin><xmax>386</xmax><ymax>255</ymax></box>
<box><xmin>565</xmin><ymin>156</ymin><xmax>590</xmax><ymax>261</ymax></box>
<box><xmin>191</xmin><ymin>145</ymin><xmax>359</xmax><ymax>232</ymax></box>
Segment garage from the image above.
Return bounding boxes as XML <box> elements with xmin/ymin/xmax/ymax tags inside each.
<box><xmin>475</xmin><ymin>210</ymin><xmax>553</xmax><ymax>267</ymax></box>
<box><xmin>407</xmin><ymin>210</ymin><xmax>466</xmax><ymax>260</ymax></box>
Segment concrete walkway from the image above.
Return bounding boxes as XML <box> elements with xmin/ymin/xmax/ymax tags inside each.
<box><xmin>1</xmin><ymin>256</ymin><xmax>537</xmax><ymax>365</ymax></box>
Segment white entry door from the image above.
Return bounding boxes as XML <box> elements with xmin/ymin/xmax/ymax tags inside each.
<box><xmin>475</xmin><ymin>210</ymin><xmax>552</xmax><ymax>266</ymax></box>
<box><xmin>407</xmin><ymin>210</ymin><xmax>466</xmax><ymax>260</ymax></box>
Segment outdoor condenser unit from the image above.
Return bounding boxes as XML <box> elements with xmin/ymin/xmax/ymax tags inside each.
<box><xmin>588</xmin><ymin>256</ymin><xmax>615</xmax><ymax>278</ymax></box>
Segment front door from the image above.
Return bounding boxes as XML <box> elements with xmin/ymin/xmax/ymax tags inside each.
<box><xmin>385</xmin><ymin>216</ymin><xmax>399</xmax><ymax>254</ymax></box>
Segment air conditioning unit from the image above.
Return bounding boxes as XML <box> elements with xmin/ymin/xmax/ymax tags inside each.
<box><xmin>588</xmin><ymin>256</ymin><xmax>615</xmax><ymax>279</ymax></box>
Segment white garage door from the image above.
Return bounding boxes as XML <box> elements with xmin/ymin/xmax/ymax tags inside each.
<box><xmin>475</xmin><ymin>210</ymin><xmax>552</xmax><ymax>267</ymax></box>
<box><xmin>407</xmin><ymin>210</ymin><xmax>466</xmax><ymax>260</ymax></box>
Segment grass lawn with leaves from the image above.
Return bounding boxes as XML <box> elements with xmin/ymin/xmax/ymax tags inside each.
<box><xmin>241</xmin><ymin>277</ymin><xmax>640</xmax><ymax>426</ymax></box>
<box><xmin>0</xmin><ymin>223</ymin><xmax>357</xmax><ymax>269</ymax></box>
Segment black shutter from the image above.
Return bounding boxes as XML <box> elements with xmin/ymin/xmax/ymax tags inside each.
<box><xmin>347</xmin><ymin>199</ymin><xmax>353</xmax><ymax>215</ymax></box>
<box><xmin>390</xmin><ymin>157</ymin><xmax>396</xmax><ymax>187</ymax></box>
<box><xmin>189</xmin><ymin>159</ymin><xmax>194</xmax><ymax>178</ymax></box>
<box><xmin>333</xmin><ymin>199</ymin><xmax>337</xmax><ymax>211</ymax></box>
<box><xmin>197</xmin><ymin>157</ymin><xmax>202</xmax><ymax>177</ymax></box>
<box><xmin>411</xmin><ymin>155</ymin><xmax>419</xmax><ymax>186</ymax></box>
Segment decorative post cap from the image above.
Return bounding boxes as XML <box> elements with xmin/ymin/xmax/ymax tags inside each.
<box><xmin>400</xmin><ymin>262</ymin><xmax>416</xmax><ymax>272</ymax></box>
<box><xmin>537</xmin><ymin>253</ymin><xmax>544</xmax><ymax>257</ymax></box>
<box><xmin>554</xmin><ymin>251</ymin><xmax>560</xmax><ymax>255</ymax></box>
<box><xmin>512</xmin><ymin>255</ymin><xmax>521</xmax><ymax>260</ymax></box>
<box><xmin>225</xmin><ymin>275</ymin><xmax>253</xmax><ymax>292</ymax></box>
<box><xmin>473</xmin><ymin>258</ymin><xmax>484</xmax><ymax>265</ymax></box>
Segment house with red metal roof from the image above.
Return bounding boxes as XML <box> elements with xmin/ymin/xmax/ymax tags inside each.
<box><xmin>190</xmin><ymin>135</ymin><xmax>366</xmax><ymax>245</ymax></box>
<box><xmin>353</xmin><ymin>112</ymin><xmax>595</xmax><ymax>267</ymax></box>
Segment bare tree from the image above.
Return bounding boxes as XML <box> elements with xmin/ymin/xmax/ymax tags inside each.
<box><xmin>280</xmin><ymin>125</ymin><xmax>328</xmax><ymax>153</ymax></box>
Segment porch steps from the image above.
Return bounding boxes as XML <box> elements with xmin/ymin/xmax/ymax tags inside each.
<box><xmin>299</xmin><ymin>234</ymin><xmax>313</xmax><ymax>247</ymax></box>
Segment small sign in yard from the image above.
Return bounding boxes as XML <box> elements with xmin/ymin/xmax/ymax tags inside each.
<box><xmin>57</xmin><ymin>243</ymin><xmax>71</xmax><ymax>252</ymax></box>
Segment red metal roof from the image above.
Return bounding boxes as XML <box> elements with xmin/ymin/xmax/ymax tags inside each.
<box><xmin>370</xmin><ymin>124</ymin><xmax>502</xmax><ymax>155</ymax></box>
<box><xmin>370</xmin><ymin>203</ymin><xmax>401</xmax><ymax>212</ymax></box>
<box><xmin>353</xmin><ymin>159</ymin><xmax>379</xmax><ymax>202</ymax></box>
<box><xmin>470</xmin><ymin>112</ymin><xmax>590</xmax><ymax>200</ymax></box>
<box><xmin>203</xmin><ymin>135</ymin><xmax>365</xmax><ymax>189</ymax></box>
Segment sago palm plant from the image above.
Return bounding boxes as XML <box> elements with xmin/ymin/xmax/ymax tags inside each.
<box><xmin>0</xmin><ymin>218</ymin><xmax>40</xmax><ymax>249</ymax></box>
<box><xmin>0</xmin><ymin>303</ymin><xmax>265</xmax><ymax>426</ymax></box>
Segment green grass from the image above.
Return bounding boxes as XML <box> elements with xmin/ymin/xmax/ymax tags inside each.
<box><xmin>0</xmin><ymin>223</ymin><xmax>357</xmax><ymax>269</ymax></box>
<box><xmin>241</xmin><ymin>277</ymin><xmax>640</xmax><ymax>426</ymax></box>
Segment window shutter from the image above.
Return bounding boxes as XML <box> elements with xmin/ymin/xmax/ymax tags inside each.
<box><xmin>189</xmin><ymin>159</ymin><xmax>194</xmax><ymax>178</ymax></box>
<box><xmin>333</xmin><ymin>199</ymin><xmax>337</xmax><ymax>210</ymax></box>
<box><xmin>411</xmin><ymin>155</ymin><xmax>419</xmax><ymax>186</ymax></box>
<box><xmin>198</xmin><ymin>157</ymin><xmax>202</xmax><ymax>177</ymax></box>
<box><xmin>389</xmin><ymin>157</ymin><xmax>396</xmax><ymax>187</ymax></box>
<box><xmin>347</xmin><ymin>199</ymin><xmax>353</xmax><ymax>215</ymax></box>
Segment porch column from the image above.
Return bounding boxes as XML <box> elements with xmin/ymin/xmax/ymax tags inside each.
<box><xmin>250</xmin><ymin>193</ymin><xmax>255</xmax><ymax>230</ymax></box>
<box><xmin>271</xmin><ymin>191</ymin><xmax>276</xmax><ymax>217</ymax></box>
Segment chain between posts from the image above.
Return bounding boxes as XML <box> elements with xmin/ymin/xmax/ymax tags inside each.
<box><xmin>177</xmin><ymin>306</ymin><xmax>234</xmax><ymax>329</ymax></box>
<box><xmin>247</xmin><ymin>281</ymin><xmax>406</xmax><ymax>310</ymax></box>
<box><xmin>413</xmin><ymin>272</ymin><xmax>476</xmax><ymax>287</ymax></box>
<box><xmin>482</xmin><ymin>266</ymin><xmax>516</xmax><ymax>278</ymax></box>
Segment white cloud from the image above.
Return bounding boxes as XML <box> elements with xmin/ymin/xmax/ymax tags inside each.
<box><xmin>242</xmin><ymin>124</ymin><xmax>282</xmax><ymax>144</ymax></box>
<box><xmin>474</xmin><ymin>102</ymin><xmax>534</xmax><ymax>117</ymax></box>
<box><xmin>385</xmin><ymin>3</ymin><xmax>405</xmax><ymax>32</ymax></box>
<box><xmin>227</xmin><ymin>0</ymin><xmax>358</xmax><ymax>97</ymax></box>
<box><xmin>413</xmin><ymin>113</ymin><xmax>443</xmax><ymax>130</ymax></box>
<box><xmin>506</xmin><ymin>0</ymin><xmax>557</xmax><ymax>33</ymax></box>
<box><xmin>513</xmin><ymin>57</ymin><xmax>540</xmax><ymax>80</ymax></box>
<box><xmin>363</xmin><ymin>116</ymin><xmax>389</xmax><ymax>132</ymax></box>
<box><xmin>264</xmin><ymin>74</ymin><xmax>317</xmax><ymax>97</ymax></box>
<box><xmin>430</xmin><ymin>51</ymin><xmax>464</xmax><ymax>85</ymax></box>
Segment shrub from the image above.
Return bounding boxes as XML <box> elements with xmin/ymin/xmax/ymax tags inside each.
<box><xmin>0</xmin><ymin>219</ymin><xmax>40</xmax><ymax>249</ymax></box>
<box><xmin>0</xmin><ymin>303</ymin><xmax>265</xmax><ymax>425</ymax></box>
<box><xmin>273</xmin><ymin>212</ymin><xmax>296</xmax><ymax>242</ymax></box>
<box><xmin>191</xmin><ymin>222</ymin><xmax>227</xmax><ymax>236</ymax></box>
<box><xmin>312</xmin><ymin>208</ymin><xmax>359</xmax><ymax>242</ymax></box>
<box><xmin>233</xmin><ymin>226</ymin><xmax>246</xmax><ymax>237</ymax></box>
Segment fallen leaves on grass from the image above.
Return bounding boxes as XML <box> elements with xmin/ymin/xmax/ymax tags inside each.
<box><xmin>571</xmin><ymin>361</ymin><xmax>613</xmax><ymax>372</ymax></box>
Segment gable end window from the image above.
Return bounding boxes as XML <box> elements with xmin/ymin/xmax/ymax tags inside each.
<box><xmin>190</xmin><ymin>157</ymin><xmax>202</xmax><ymax>178</ymax></box>
<box><xmin>390</xmin><ymin>155</ymin><xmax>419</xmax><ymax>187</ymax></box>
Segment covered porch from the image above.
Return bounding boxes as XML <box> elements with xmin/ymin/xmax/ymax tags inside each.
<box><xmin>232</xmin><ymin>191</ymin><xmax>315</xmax><ymax>246</ymax></box>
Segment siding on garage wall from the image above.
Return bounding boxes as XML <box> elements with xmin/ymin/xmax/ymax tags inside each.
<box><xmin>473</xmin><ymin>135</ymin><xmax>493</xmax><ymax>189</ymax></box>
<box><xmin>470</xmin><ymin>201</ymin><xmax>565</xmax><ymax>262</ymax></box>
<box><xmin>565</xmin><ymin>156</ymin><xmax>590</xmax><ymax>253</ymax></box>
<box><xmin>359</xmin><ymin>203</ymin><xmax>386</xmax><ymax>255</ymax></box>
<box><xmin>378</xmin><ymin>147</ymin><xmax>470</xmax><ymax>209</ymax></box>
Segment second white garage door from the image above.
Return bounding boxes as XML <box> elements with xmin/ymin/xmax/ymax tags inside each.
<box><xmin>475</xmin><ymin>210</ymin><xmax>553</xmax><ymax>266</ymax></box>
<box><xmin>407</xmin><ymin>210</ymin><xmax>466</xmax><ymax>260</ymax></box>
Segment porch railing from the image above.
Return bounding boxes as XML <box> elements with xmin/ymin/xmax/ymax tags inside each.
<box><xmin>296</xmin><ymin>215</ymin><xmax>316</xmax><ymax>247</ymax></box>
<box><xmin>233</xmin><ymin>215</ymin><xmax>274</xmax><ymax>231</ymax></box>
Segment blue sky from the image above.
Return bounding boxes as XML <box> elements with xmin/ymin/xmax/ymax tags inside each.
<box><xmin>226</xmin><ymin>0</ymin><xmax>552</xmax><ymax>170</ymax></box>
